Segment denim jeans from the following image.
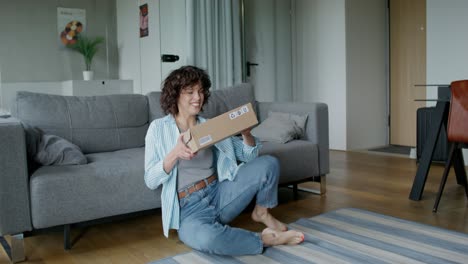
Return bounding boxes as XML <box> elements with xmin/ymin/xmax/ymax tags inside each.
<box><xmin>177</xmin><ymin>155</ymin><xmax>280</xmax><ymax>256</ymax></box>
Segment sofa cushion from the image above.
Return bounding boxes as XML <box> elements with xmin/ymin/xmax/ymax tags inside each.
<box><xmin>259</xmin><ymin>140</ymin><xmax>320</xmax><ymax>184</ymax></box>
<box><xmin>22</xmin><ymin>122</ymin><xmax>43</xmax><ymax>160</ymax></box>
<box><xmin>13</xmin><ymin>92</ymin><xmax>149</xmax><ymax>154</ymax></box>
<box><xmin>35</xmin><ymin>134</ymin><xmax>87</xmax><ymax>166</ymax></box>
<box><xmin>201</xmin><ymin>83</ymin><xmax>255</xmax><ymax>118</ymax></box>
<box><xmin>252</xmin><ymin>111</ymin><xmax>309</xmax><ymax>143</ymax></box>
<box><xmin>29</xmin><ymin>147</ymin><xmax>161</xmax><ymax>228</ymax></box>
<box><xmin>269</xmin><ymin>111</ymin><xmax>308</xmax><ymax>138</ymax></box>
<box><xmin>147</xmin><ymin>83</ymin><xmax>255</xmax><ymax>121</ymax></box>
<box><xmin>252</xmin><ymin>117</ymin><xmax>297</xmax><ymax>143</ymax></box>
<box><xmin>147</xmin><ymin>91</ymin><xmax>165</xmax><ymax>121</ymax></box>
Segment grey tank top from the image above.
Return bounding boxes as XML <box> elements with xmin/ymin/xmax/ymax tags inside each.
<box><xmin>177</xmin><ymin>146</ymin><xmax>215</xmax><ymax>191</ymax></box>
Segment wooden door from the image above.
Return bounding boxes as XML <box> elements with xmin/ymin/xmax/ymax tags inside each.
<box><xmin>390</xmin><ymin>0</ymin><xmax>426</xmax><ymax>147</ymax></box>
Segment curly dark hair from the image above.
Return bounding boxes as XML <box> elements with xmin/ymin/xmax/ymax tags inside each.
<box><xmin>160</xmin><ymin>65</ymin><xmax>212</xmax><ymax>115</ymax></box>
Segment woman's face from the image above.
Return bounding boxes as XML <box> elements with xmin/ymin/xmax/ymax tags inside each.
<box><xmin>177</xmin><ymin>82</ymin><xmax>205</xmax><ymax>117</ymax></box>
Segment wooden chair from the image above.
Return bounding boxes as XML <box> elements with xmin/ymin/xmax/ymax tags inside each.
<box><xmin>433</xmin><ymin>80</ymin><xmax>468</xmax><ymax>212</ymax></box>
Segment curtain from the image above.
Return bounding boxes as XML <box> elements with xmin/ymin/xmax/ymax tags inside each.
<box><xmin>186</xmin><ymin>0</ymin><xmax>242</xmax><ymax>90</ymax></box>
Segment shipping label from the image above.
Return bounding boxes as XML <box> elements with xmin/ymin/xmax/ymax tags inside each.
<box><xmin>199</xmin><ymin>135</ymin><xmax>213</xmax><ymax>145</ymax></box>
<box><xmin>228</xmin><ymin>105</ymin><xmax>249</xmax><ymax>120</ymax></box>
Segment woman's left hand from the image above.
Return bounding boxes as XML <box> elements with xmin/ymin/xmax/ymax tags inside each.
<box><xmin>241</xmin><ymin>128</ymin><xmax>255</xmax><ymax>146</ymax></box>
<box><xmin>240</xmin><ymin>128</ymin><xmax>252</xmax><ymax>137</ymax></box>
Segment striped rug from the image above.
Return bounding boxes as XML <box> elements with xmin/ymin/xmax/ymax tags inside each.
<box><xmin>149</xmin><ymin>208</ymin><xmax>468</xmax><ymax>264</ymax></box>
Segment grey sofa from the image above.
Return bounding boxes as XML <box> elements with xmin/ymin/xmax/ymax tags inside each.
<box><xmin>0</xmin><ymin>83</ymin><xmax>328</xmax><ymax>262</ymax></box>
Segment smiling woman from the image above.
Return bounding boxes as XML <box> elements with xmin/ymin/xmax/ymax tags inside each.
<box><xmin>159</xmin><ymin>66</ymin><xmax>211</xmax><ymax>117</ymax></box>
<box><xmin>177</xmin><ymin>85</ymin><xmax>205</xmax><ymax>125</ymax></box>
<box><xmin>144</xmin><ymin>65</ymin><xmax>304</xmax><ymax>256</ymax></box>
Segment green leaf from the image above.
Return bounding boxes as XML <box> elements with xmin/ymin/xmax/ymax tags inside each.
<box><xmin>66</xmin><ymin>35</ymin><xmax>105</xmax><ymax>71</ymax></box>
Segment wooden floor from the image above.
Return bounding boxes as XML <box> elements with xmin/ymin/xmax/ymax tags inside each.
<box><xmin>1</xmin><ymin>150</ymin><xmax>467</xmax><ymax>263</ymax></box>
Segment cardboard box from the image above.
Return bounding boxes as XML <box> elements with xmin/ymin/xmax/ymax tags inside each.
<box><xmin>182</xmin><ymin>103</ymin><xmax>258</xmax><ymax>152</ymax></box>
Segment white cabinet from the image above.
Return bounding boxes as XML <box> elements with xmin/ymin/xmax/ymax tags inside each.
<box><xmin>61</xmin><ymin>80</ymin><xmax>133</xmax><ymax>96</ymax></box>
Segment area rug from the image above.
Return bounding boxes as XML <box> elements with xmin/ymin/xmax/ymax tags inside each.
<box><xmin>149</xmin><ymin>208</ymin><xmax>468</xmax><ymax>263</ymax></box>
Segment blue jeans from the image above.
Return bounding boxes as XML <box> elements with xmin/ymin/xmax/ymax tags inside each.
<box><xmin>177</xmin><ymin>155</ymin><xmax>280</xmax><ymax>256</ymax></box>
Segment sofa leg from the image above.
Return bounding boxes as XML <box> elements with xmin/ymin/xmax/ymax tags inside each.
<box><xmin>63</xmin><ymin>224</ymin><xmax>89</xmax><ymax>250</ymax></box>
<box><xmin>288</xmin><ymin>175</ymin><xmax>327</xmax><ymax>196</ymax></box>
<box><xmin>293</xmin><ymin>184</ymin><xmax>298</xmax><ymax>200</ymax></box>
<box><xmin>64</xmin><ymin>224</ymin><xmax>71</xmax><ymax>250</ymax></box>
<box><xmin>0</xmin><ymin>234</ymin><xmax>26</xmax><ymax>263</ymax></box>
<box><xmin>320</xmin><ymin>175</ymin><xmax>327</xmax><ymax>195</ymax></box>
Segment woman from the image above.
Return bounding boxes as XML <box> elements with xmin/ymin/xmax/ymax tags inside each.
<box><xmin>144</xmin><ymin>66</ymin><xmax>304</xmax><ymax>255</ymax></box>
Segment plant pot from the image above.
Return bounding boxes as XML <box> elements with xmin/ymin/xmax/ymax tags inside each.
<box><xmin>83</xmin><ymin>71</ymin><xmax>94</xmax><ymax>81</ymax></box>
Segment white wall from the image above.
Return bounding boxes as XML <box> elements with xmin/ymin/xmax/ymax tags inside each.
<box><xmin>117</xmin><ymin>0</ymin><xmax>389</xmax><ymax>151</ymax></box>
<box><xmin>117</xmin><ymin>0</ymin><xmax>162</xmax><ymax>95</ymax></box>
<box><xmin>117</xmin><ymin>0</ymin><xmax>142</xmax><ymax>94</ymax></box>
<box><xmin>427</xmin><ymin>0</ymin><xmax>468</xmax><ymax>164</ymax></box>
<box><xmin>345</xmin><ymin>0</ymin><xmax>388</xmax><ymax>150</ymax></box>
<box><xmin>140</xmin><ymin>0</ymin><xmax>162</xmax><ymax>94</ymax></box>
<box><xmin>0</xmin><ymin>0</ymin><xmax>119</xmax><ymax>82</ymax></box>
<box><xmin>159</xmin><ymin>0</ymin><xmax>186</xmax><ymax>84</ymax></box>
<box><xmin>117</xmin><ymin>0</ymin><xmax>185</xmax><ymax>94</ymax></box>
<box><xmin>294</xmin><ymin>0</ymin><xmax>347</xmax><ymax>150</ymax></box>
<box><xmin>427</xmin><ymin>0</ymin><xmax>468</xmax><ymax>96</ymax></box>
<box><xmin>1</xmin><ymin>82</ymin><xmax>62</xmax><ymax>112</ymax></box>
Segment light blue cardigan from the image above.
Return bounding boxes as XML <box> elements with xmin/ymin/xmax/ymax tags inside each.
<box><xmin>144</xmin><ymin>114</ymin><xmax>260</xmax><ymax>237</ymax></box>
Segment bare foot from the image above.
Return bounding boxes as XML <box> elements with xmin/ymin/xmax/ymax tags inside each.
<box><xmin>252</xmin><ymin>209</ymin><xmax>288</xmax><ymax>231</ymax></box>
<box><xmin>261</xmin><ymin>228</ymin><xmax>304</xmax><ymax>246</ymax></box>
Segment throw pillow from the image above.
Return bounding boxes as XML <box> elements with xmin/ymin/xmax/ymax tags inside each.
<box><xmin>21</xmin><ymin>122</ymin><xmax>44</xmax><ymax>173</ymax></box>
<box><xmin>35</xmin><ymin>134</ymin><xmax>87</xmax><ymax>166</ymax></box>
<box><xmin>21</xmin><ymin>122</ymin><xmax>44</xmax><ymax>159</ymax></box>
<box><xmin>251</xmin><ymin>117</ymin><xmax>297</xmax><ymax>143</ymax></box>
<box><xmin>268</xmin><ymin>111</ymin><xmax>308</xmax><ymax>138</ymax></box>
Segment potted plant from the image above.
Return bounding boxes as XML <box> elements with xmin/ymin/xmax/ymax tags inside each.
<box><xmin>67</xmin><ymin>35</ymin><xmax>104</xmax><ymax>80</ymax></box>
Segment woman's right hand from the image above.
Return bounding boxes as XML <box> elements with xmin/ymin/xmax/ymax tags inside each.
<box><xmin>173</xmin><ymin>134</ymin><xmax>196</xmax><ymax>160</ymax></box>
<box><xmin>163</xmin><ymin>134</ymin><xmax>196</xmax><ymax>173</ymax></box>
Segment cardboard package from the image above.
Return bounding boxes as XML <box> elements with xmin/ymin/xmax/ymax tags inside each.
<box><xmin>182</xmin><ymin>103</ymin><xmax>258</xmax><ymax>152</ymax></box>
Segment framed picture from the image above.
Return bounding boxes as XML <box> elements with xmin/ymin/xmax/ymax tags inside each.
<box><xmin>140</xmin><ymin>4</ymin><xmax>149</xmax><ymax>38</ymax></box>
<box><xmin>57</xmin><ymin>7</ymin><xmax>86</xmax><ymax>46</ymax></box>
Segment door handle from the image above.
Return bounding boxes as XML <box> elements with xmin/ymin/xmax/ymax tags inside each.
<box><xmin>246</xmin><ymin>61</ymin><xmax>259</xmax><ymax>77</ymax></box>
<box><xmin>161</xmin><ymin>54</ymin><xmax>180</xmax><ymax>63</ymax></box>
